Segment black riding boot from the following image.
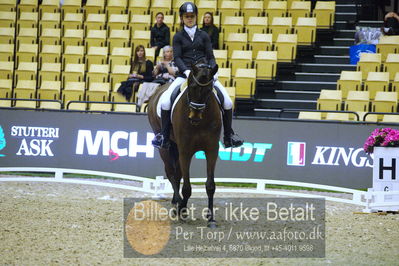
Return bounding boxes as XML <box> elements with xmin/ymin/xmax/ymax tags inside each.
<box><xmin>222</xmin><ymin>109</ymin><xmax>243</xmax><ymax>148</ymax></box>
<box><xmin>152</xmin><ymin>109</ymin><xmax>171</xmax><ymax>149</ymax></box>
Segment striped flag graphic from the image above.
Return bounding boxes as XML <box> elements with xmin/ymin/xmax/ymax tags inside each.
<box><xmin>287</xmin><ymin>142</ymin><xmax>306</xmax><ymax>166</ymax></box>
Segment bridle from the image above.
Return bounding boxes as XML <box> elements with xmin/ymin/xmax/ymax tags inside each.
<box><xmin>187</xmin><ymin>64</ymin><xmax>214</xmax><ymax>112</ymax></box>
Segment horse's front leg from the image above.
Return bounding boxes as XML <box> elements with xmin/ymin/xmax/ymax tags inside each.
<box><xmin>178</xmin><ymin>151</ymin><xmax>192</xmax><ymax>218</ymax></box>
<box><xmin>205</xmin><ymin>146</ymin><xmax>218</xmax><ymax>228</ymax></box>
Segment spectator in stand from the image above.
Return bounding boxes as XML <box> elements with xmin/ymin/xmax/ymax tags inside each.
<box><xmin>117</xmin><ymin>45</ymin><xmax>154</xmax><ymax>102</ymax></box>
<box><xmin>201</xmin><ymin>12</ymin><xmax>219</xmax><ymax>49</ymax></box>
<box><xmin>382</xmin><ymin>12</ymin><xmax>399</xmax><ymax>35</ymax></box>
<box><xmin>150</xmin><ymin>12</ymin><xmax>171</xmax><ymax>59</ymax></box>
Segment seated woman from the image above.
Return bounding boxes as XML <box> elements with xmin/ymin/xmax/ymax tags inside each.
<box><xmin>200</xmin><ymin>12</ymin><xmax>219</xmax><ymax>49</ymax></box>
<box><xmin>137</xmin><ymin>46</ymin><xmax>178</xmax><ymax>107</ymax></box>
<box><xmin>117</xmin><ymin>45</ymin><xmax>154</xmax><ymax>101</ymax></box>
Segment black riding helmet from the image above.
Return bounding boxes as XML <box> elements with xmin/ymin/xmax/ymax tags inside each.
<box><xmin>179</xmin><ymin>2</ymin><xmax>198</xmax><ymax>17</ymax></box>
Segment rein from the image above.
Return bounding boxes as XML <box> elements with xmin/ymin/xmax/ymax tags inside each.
<box><xmin>187</xmin><ymin>73</ymin><xmax>214</xmax><ymax>112</ymax></box>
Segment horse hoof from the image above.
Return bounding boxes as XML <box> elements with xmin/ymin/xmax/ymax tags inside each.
<box><xmin>208</xmin><ymin>221</ymin><xmax>217</xmax><ymax>228</ymax></box>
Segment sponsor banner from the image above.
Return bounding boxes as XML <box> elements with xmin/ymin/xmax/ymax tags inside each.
<box><xmin>1</xmin><ymin>109</ymin><xmax>398</xmax><ymax>188</ymax></box>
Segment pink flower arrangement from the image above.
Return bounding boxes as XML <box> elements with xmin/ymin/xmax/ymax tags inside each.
<box><xmin>364</xmin><ymin>128</ymin><xmax>399</xmax><ymax>154</ymax></box>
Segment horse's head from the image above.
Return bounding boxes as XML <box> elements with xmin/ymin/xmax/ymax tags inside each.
<box><xmin>187</xmin><ymin>62</ymin><xmax>218</xmax><ymax>125</ymax></box>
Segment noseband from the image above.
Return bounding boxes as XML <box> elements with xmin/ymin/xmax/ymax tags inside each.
<box><xmin>187</xmin><ymin>65</ymin><xmax>214</xmax><ymax>112</ymax></box>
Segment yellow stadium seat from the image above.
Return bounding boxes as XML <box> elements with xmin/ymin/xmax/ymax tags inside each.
<box><xmin>39</xmin><ymin>0</ymin><xmax>59</xmax><ymax>19</ymax></box>
<box><xmin>364</xmin><ymin>72</ymin><xmax>390</xmax><ymax>100</ymax></box>
<box><xmin>62</xmin><ymin>63</ymin><xmax>85</xmax><ymax>87</ymax></box>
<box><xmin>288</xmin><ymin>1</ymin><xmax>311</xmax><ymax>24</ymax></box>
<box><xmin>61</xmin><ymin>29</ymin><xmax>84</xmax><ymax>51</ymax></box>
<box><xmin>255</xmin><ymin>50</ymin><xmax>277</xmax><ymax>79</ymax></box>
<box><xmin>84</xmin><ymin>13</ymin><xmax>106</xmax><ymax>35</ymax></box>
<box><xmin>0</xmin><ymin>0</ymin><xmax>16</xmax><ymax>12</ymax></box>
<box><xmin>38</xmin><ymin>62</ymin><xmax>61</xmax><ymax>86</ymax></box>
<box><xmin>17</xmin><ymin>0</ymin><xmax>37</xmax><ymax>14</ymax></box>
<box><xmin>14</xmin><ymin>79</ymin><xmax>36</xmax><ymax>99</ymax></box>
<box><xmin>275</xmin><ymin>34</ymin><xmax>297</xmax><ymax>62</ymax></box>
<box><xmin>213</xmin><ymin>49</ymin><xmax>228</xmax><ymax>68</ymax></box>
<box><xmin>242</xmin><ymin>1</ymin><xmax>264</xmax><ymax>24</ymax></box>
<box><xmin>62</xmin><ymin>45</ymin><xmax>84</xmax><ymax>70</ymax></box>
<box><xmin>128</xmin><ymin>0</ymin><xmax>150</xmax><ymax>16</ymax></box>
<box><xmin>172</xmin><ymin>0</ymin><xmax>186</xmax><ymax>15</ymax></box>
<box><xmin>336</xmin><ymin>71</ymin><xmax>362</xmax><ymax>99</ymax></box>
<box><xmin>85</xmin><ymin>29</ymin><xmax>106</xmax><ymax>52</ymax></box>
<box><xmin>86</xmin><ymin>46</ymin><xmax>108</xmax><ymax>71</ymax></box>
<box><xmin>14</xmin><ymin>62</ymin><xmax>37</xmax><ymax>86</ymax></box>
<box><xmin>86</xmin><ymin>82</ymin><xmax>110</xmax><ymax>102</ymax></box>
<box><xmin>39</xmin><ymin>12</ymin><xmax>60</xmax><ymax>35</ymax></box>
<box><xmin>218</xmin><ymin>68</ymin><xmax>231</xmax><ymax>87</ymax></box>
<box><xmin>0</xmin><ymin>27</ymin><xmax>15</xmax><ymax>44</ymax></box>
<box><xmin>107</xmin><ymin>29</ymin><xmax>129</xmax><ymax>53</ymax></box>
<box><xmin>106</xmin><ymin>0</ymin><xmax>127</xmax><ymax>18</ymax></box>
<box><xmin>0</xmin><ymin>10</ymin><xmax>16</xmax><ymax>28</ymax></box>
<box><xmin>111</xmin><ymin>82</ymin><xmax>127</xmax><ymax>103</ymax></box>
<box><xmin>246</xmin><ymin>17</ymin><xmax>268</xmax><ymax>41</ymax></box>
<box><xmin>0</xmin><ymin>78</ymin><xmax>12</xmax><ymax>98</ymax></box>
<box><xmin>145</xmin><ymin>47</ymin><xmax>155</xmax><ymax>62</ymax></box>
<box><xmin>0</xmin><ymin>60</ymin><xmax>13</xmax><ymax>79</ymax></box>
<box><xmin>219</xmin><ymin>1</ymin><xmax>241</xmax><ymax>20</ymax></box>
<box><xmin>38</xmin><ymin>100</ymin><xmax>62</xmax><ymax>109</ymax></box>
<box><xmin>15</xmin><ymin>99</ymin><xmax>37</xmax><ymax>108</ymax></box>
<box><xmin>17</xmin><ymin>12</ymin><xmax>38</xmax><ymax>32</ymax></box>
<box><xmin>61</xmin><ymin>0</ymin><xmax>82</xmax><ymax>18</ymax></box>
<box><xmin>298</xmin><ymin>111</ymin><xmax>322</xmax><ymax>120</ymax></box>
<box><xmin>222</xmin><ymin>16</ymin><xmax>244</xmax><ymax>39</ymax></box>
<box><xmin>382</xmin><ymin>114</ymin><xmax>399</xmax><ymax>123</ymax></box>
<box><xmin>129</xmin><ymin>14</ymin><xmax>151</xmax><ymax>31</ymax></box>
<box><xmin>197</xmin><ymin>1</ymin><xmax>217</xmax><ymax>22</ymax></box>
<box><xmin>233</xmin><ymin>68</ymin><xmax>256</xmax><ymax>98</ymax></box>
<box><xmin>317</xmin><ymin>89</ymin><xmax>342</xmax><ymax>111</ymax></box>
<box><xmin>249</xmin><ymin>33</ymin><xmax>273</xmax><ymax>59</ymax></box>
<box><xmin>0</xmin><ymin>99</ymin><xmax>12</xmax><ymax>107</ymax></box>
<box><xmin>294</xmin><ymin>17</ymin><xmax>317</xmax><ymax>45</ymax></box>
<box><xmin>150</xmin><ymin>0</ymin><xmax>172</xmax><ymax>17</ymax></box>
<box><xmin>313</xmin><ymin>1</ymin><xmax>335</xmax><ymax>28</ymax></box>
<box><xmin>109</xmin><ymin>47</ymin><xmax>131</xmax><ymax>70</ymax></box>
<box><xmin>61</xmin><ymin>13</ymin><xmax>83</xmax><ymax>33</ymax></box>
<box><xmin>0</xmin><ymin>27</ymin><xmax>15</xmax><ymax>45</ymax></box>
<box><xmin>392</xmin><ymin>73</ymin><xmax>399</xmax><ymax>99</ymax></box>
<box><xmin>89</xmin><ymin>103</ymin><xmax>112</xmax><ymax>112</ymax></box>
<box><xmin>39</xmin><ymin>28</ymin><xmax>61</xmax><ymax>50</ymax></box>
<box><xmin>62</xmin><ymin>81</ymin><xmax>85</xmax><ymax>104</ymax></box>
<box><xmin>270</xmin><ymin>17</ymin><xmax>292</xmax><ymax>42</ymax></box>
<box><xmin>131</xmin><ymin>30</ymin><xmax>151</xmax><ymax>49</ymax></box>
<box><xmin>37</xmin><ymin>79</ymin><xmax>61</xmax><ymax>100</ymax></box>
<box><xmin>345</xmin><ymin>90</ymin><xmax>370</xmax><ymax>112</ymax></box>
<box><xmin>356</xmin><ymin>53</ymin><xmax>381</xmax><ymax>79</ymax></box>
<box><xmin>16</xmin><ymin>28</ymin><xmax>38</xmax><ymax>49</ymax></box>
<box><xmin>376</xmin><ymin>35</ymin><xmax>399</xmax><ymax>62</ymax></box>
<box><xmin>383</xmin><ymin>53</ymin><xmax>399</xmax><ymax>81</ymax></box>
<box><xmin>86</xmin><ymin>64</ymin><xmax>109</xmax><ymax>87</ymax></box>
<box><xmin>114</xmin><ymin>103</ymin><xmax>137</xmax><ymax>112</ymax></box>
<box><xmin>110</xmin><ymin>64</ymin><xmax>130</xmax><ymax>89</ymax></box>
<box><xmin>0</xmin><ymin>43</ymin><xmax>13</xmax><ymax>61</ymax></box>
<box><xmin>266</xmin><ymin>1</ymin><xmax>287</xmax><ymax>25</ymax></box>
<box><xmin>230</xmin><ymin>50</ymin><xmax>253</xmax><ymax>76</ymax></box>
<box><xmin>83</xmin><ymin>0</ymin><xmax>104</xmax><ymax>17</ymax></box>
<box><xmin>67</xmin><ymin>101</ymin><xmax>87</xmax><ymax>111</ymax></box>
<box><xmin>107</xmin><ymin>14</ymin><xmax>129</xmax><ymax>35</ymax></box>
<box><xmin>325</xmin><ymin>112</ymin><xmax>349</xmax><ymax>121</ymax></box>
<box><xmin>372</xmin><ymin>91</ymin><xmax>398</xmax><ymax>113</ymax></box>
<box><xmin>225</xmin><ymin>33</ymin><xmax>247</xmax><ymax>58</ymax></box>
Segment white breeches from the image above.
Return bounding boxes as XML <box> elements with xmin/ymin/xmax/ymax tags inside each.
<box><xmin>160</xmin><ymin>77</ymin><xmax>233</xmax><ymax>110</ymax></box>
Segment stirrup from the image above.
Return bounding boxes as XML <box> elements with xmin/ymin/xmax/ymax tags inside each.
<box><xmin>152</xmin><ymin>133</ymin><xmax>170</xmax><ymax>149</ymax></box>
<box><xmin>223</xmin><ymin>133</ymin><xmax>243</xmax><ymax>148</ymax></box>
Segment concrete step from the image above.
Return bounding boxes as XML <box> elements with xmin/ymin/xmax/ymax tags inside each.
<box><xmin>335</xmin><ymin>29</ymin><xmax>356</xmax><ymax>38</ymax></box>
<box><xmin>298</xmin><ymin>63</ymin><xmax>356</xmax><ymax>73</ymax></box>
<box><xmin>294</xmin><ymin>72</ymin><xmax>340</xmax><ymax>82</ymax></box>
<box><xmin>256</xmin><ymin>98</ymin><xmax>317</xmax><ymax>110</ymax></box>
<box><xmin>319</xmin><ymin>45</ymin><xmax>350</xmax><ymax>55</ymax></box>
<box><xmin>335</xmin><ymin>12</ymin><xmax>358</xmax><ymax>22</ymax></box>
<box><xmin>274</xmin><ymin>89</ymin><xmax>321</xmax><ymax>100</ymax></box>
<box><xmin>314</xmin><ymin>55</ymin><xmax>350</xmax><ymax>64</ymax></box>
<box><xmin>336</xmin><ymin>4</ymin><xmax>357</xmax><ymax>13</ymax></box>
<box><xmin>278</xmin><ymin>80</ymin><xmax>337</xmax><ymax>91</ymax></box>
<box><xmin>333</xmin><ymin>38</ymin><xmax>355</xmax><ymax>46</ymax></box>
<box><xmin>334</xmin><ymin>21</ymin><xmax>356</xmax><ymax>30</ymax></box>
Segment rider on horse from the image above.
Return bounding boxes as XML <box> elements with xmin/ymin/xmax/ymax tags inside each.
<box><xmin>152</xmin><ymin>1</ymin><xmax>244</xmax><ymax>149</ymax></box>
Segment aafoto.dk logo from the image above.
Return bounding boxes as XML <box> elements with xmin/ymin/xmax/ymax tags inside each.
<box><xmin>0</xmin><ymin>125</ymin><xmax>6</xmax><ymax>157</ymax></box>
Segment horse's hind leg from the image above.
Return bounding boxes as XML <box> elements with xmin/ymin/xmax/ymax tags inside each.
<box><xmin>205</xmin><ymin>148</ymin><xmax>218</xmax><ymax>228</ymax></box>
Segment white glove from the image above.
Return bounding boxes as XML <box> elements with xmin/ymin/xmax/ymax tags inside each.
<box><xmin>213</xmin><ymin>72</ymin><xmax>219</xmax><ymax>81</ymax></box>
<box><xmin>184</xmin><ymin>70</ymin><xmax>191</xmax><ymax>78</ymax></box>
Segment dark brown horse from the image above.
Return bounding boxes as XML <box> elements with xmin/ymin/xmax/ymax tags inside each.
<box><xmin>148</xmin><ymin>63</ymin><xmax>220</xmax><ymax>227</ymax></box>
